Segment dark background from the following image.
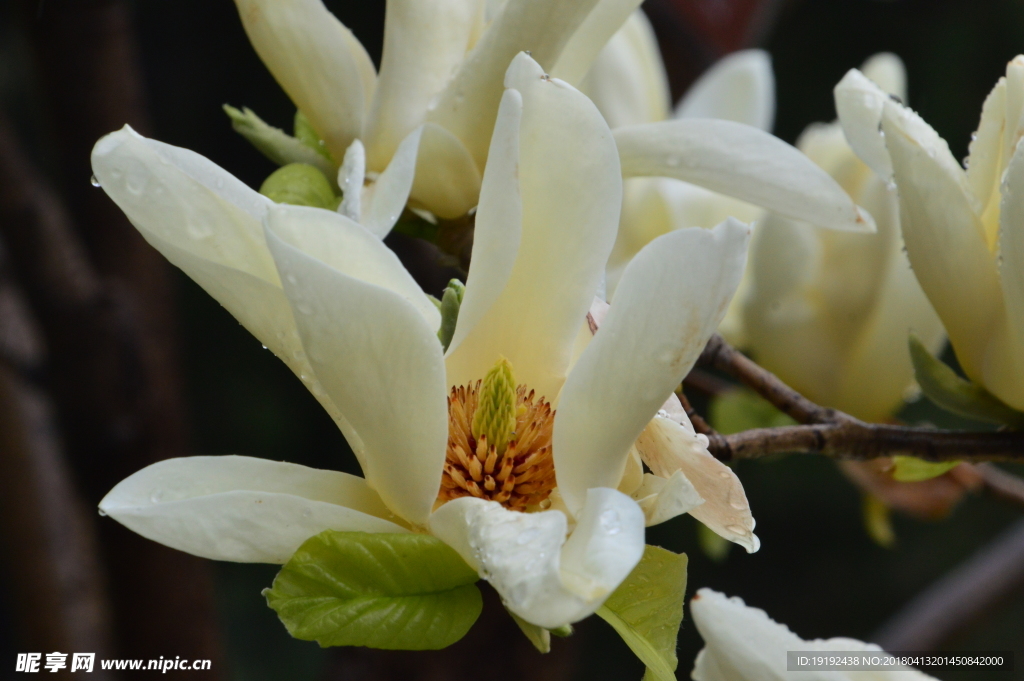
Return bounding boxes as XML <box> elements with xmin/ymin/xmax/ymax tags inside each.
<box><xmin>1</xmin><ymin>0</ymin><xmax>1023</xmax><ymax>679</ymax></box>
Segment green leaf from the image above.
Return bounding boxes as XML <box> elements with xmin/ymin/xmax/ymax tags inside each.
<box><xmin>294</xmin><ymin>110</ymin><xmax>333</xmax><ymax>160</ymax></box>
<box><xmin>264</xmin><ymin>531</ymin><xmax>483</xmax><ymax>650</ymax></box>
<box><xmin>891</xmin><ymin>456</ymin><xmax>960</xmax><ymax>482</ymax></box>
<box><xmin>709</xmin><ymin>389</ymin><xmax>796</xmax><ymax>435</ymax></box>
<box><xmin>437</xmin><ymin>279</ymin><xmax>465</xmax><ymax>351</ymax></box>
<box><xmin>696</xmin><ymin>522</ymin><xmax>731</xmax><ymax>562</ymax></box>
<box><xmin>260</xmin><ymin>163</ymin><xmax>341</xmax><ymax>211</ymax></box>
<box><xmin>393</xmin><ymin>215</ymin><xmax>441</xmax><ymax>242</ymax></box>
<box><xmin>223</xmin><ymin>105</ymin><xmax>335</xmax><ymax>179</ymax></box>
<box><xmin>909</xmin><ymin>334</ymin><xmax>1024</xmax><ymax>427</ymax></box>
<box><xmin>597</xmin><ymin>545</ymin><xmax>688</xmax><ymax>681</ymax></box>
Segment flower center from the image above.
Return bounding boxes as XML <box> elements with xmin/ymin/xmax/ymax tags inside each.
<box><xmin>437</xmin><ymin>360</ymin><xmax>556</xmax><ymax>512</ymax></box>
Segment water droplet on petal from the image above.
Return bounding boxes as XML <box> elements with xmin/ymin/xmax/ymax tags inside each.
<box><xmin>599</xmin><ymin>508</ymin><xmax>621</xmax><ymax>535</ymax></box>
<box><xmin>90</xmin><ymin>174</ymin><xmax>101</xmax><ymax>187</ymax></box>
<box><xmin>725</xmin><ymin>524</ymin><xmax>746</xmax><ymax>535</ymax></box>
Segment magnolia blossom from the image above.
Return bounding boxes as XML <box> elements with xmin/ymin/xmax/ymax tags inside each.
<box><xmin>579</xmin><ymin>11</ymin><xmax>874</xmax><ymax>346</ymax></box>
<box><xmin>741</xmin><ymin>54</ymin><xmax>945</xmax><ymax>422</ymax></box>
<box><xmin>837</xmin><ymin>56</ymin><xmax>1024</xmax><ymax>412</ymax></box>
<box><xmin>690</xmin><ymin>589</ymin><xmax>939</xmax><ymax>680</ymax></box>
<box><xmin>94</xmin><ymin>54</ymin><xmax>763</xmax><ymax>629</ymax></box>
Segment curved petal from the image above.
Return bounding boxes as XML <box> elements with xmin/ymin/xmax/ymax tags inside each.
<box><xmin>615</xmin><ymin>119</ymin><xmax>875</xmax><ymax>232</ymax></box>
<box><xmin>266</xmin><ymin>204</ymin><xmax>441</xmax><ymax>328</ymax></box>
<box><xmin>551</xmin><ymin>0</ymin><xmax>646</xmax><ymax>86</ymax></box>
<box><xmin>427</xmin><ymin>0</ymin><xmax>601</xmax><ymax>168</ymax></box>
<box><xmin>993</xmin><ymin>140</ymin><xmax>1024</xmax><ymax>409</ymax></box>
<box><xmin>363</xmin><ymin>0</ymin><xmax>480</xmax><ymax>172</ymax></box>
<box><xmin>578</xmin><ymin>10</ymin><xmax>671</xmax><ymax>129</ymax></box>
<box><xmin>410</xmin><ymin>124</ymin><xmax>482</xmax><ymax>219</ymax></box>
<box><xmin>234</xmin><ymin>0</ymin><xmax>375</xmax><ymax>161</ymax></box>
<box><xmin>445</xmin><ymin>54</ymin><xmax>621</xmax><ymax>401</ymax></box>
<box><xmin>99</xmin><ymin>456</ymin><xmax>407</xmax><ymax>564</ymax></box>
<box><xmin>265</xmin><ymin>224</ymin><xmax>447</xmax><ymax>526</ymax></box>
<box><xmin>690</xmin><ymin>589</ymin><xmax>938</xmax><ymax>681</ymax></box>
<box><xmin>360</xmin><ymin>126</ymin><xmax>422</xmax><ymax>239</ymax></box>
<box><xmin>631</xmin><ymin>471</ymin><xmax>704</xmax><ymax>526</ymax></box>
<box><xmin>636</xmin><ymin>416</ymin><xmax>758</xmax><ymax>552</ymax></box>
<box><xmin>675</xmin><ymin>49</ymin><xmax>775</xmax><ymax>132</ymax></box>
<box><xmin>881</xmin><ymin>99</ymin><xmax>1003</xmax><ymax>382</ymax></box>
<box><xmin>860</xmin><ymin>52</ymin><xmax>907</xmax><ymax>102</ymax></box>
<box><xmin>965</xmin><ymin>77</ymin><xmax>1006</xmax><ymax>216</ymax></box>
<box><xmin>834</xmin><ymin>68</ymin><xmax>894</xmax><ymax>180</ymax></box>
<box><xmin>429</xmin><ymin>488</ymin><xmax>644</xmax><ymax>628</ymax></box>
<box><xmin>554</xmin><ymin>220</ymin><xmax>749</xmax><ymax>514</ymax></box>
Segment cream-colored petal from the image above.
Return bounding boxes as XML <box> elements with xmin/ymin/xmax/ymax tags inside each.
<box><xmin>632</xmin><ymin>471</ymin><xmax>704</xmax><ymax>526</ymax></box>
<box><xmin>882</xmin><ymin>99</ymin><xmax>1003</xmax><ymax>381</ymax></box>
<box><xmin>99</xmin><ymin>456</ymin><xmax>407</xmax><ymax>564</ymax></box>
<box><xmin>690</xmin><ymin>589</ymin><xmax>939</xmax><ymax>681</ymax></box>
<box><xmin>266</xmin><ymin>204</ymin><xmax>440</xmax><ymax>328</ymax></box>
<box><xmin>966</xmin><ymin>77</ymin><xmax>1006</xmax><ymax>216</ymax></box>
<box><xmin>265</xmin><ymin>225</ymin><xmax>447</xmax><ymax>526</ymax></box>
<box><xmin>360</xmin><ymin>127</ymin><xmax>422</xmax><ymax>238</ymax></box>
<box><xmin>363</xmin><ymin>0</ymin><xmax>480</xmax><ymax>172</ymax></box>
<box><xmin>833</xmin><ymin>68</ymin><xmax>894</xmax><ymax>181</ymax></box>
<box><xmin>615</xmin><ymin>119</ymin><xmax>875</xmax><ymax>232</ymax></box>
<box><xmin>234</xmin><ymin>0</ymin><xmax>375</xmax><ymax>161</ymax></box>
<box><xmin>410</xmin><ymin>124</ymin><xmax>482</xmax><ymax>219</ymax></box>
<box><xmin>993</xmin><ymin>140</ymin><xmax>1024</xmax><ymax>409</ymax></box>
<box><xmin>445</xmin><ymin>54</ymin><xmax>621</xmax><ymax>401</ymax></box>
<box><xmin>637</xmin><ymin>415</ymin><xmax>758</xmax><ymax>552</ymax></box>
<box><xmin>427</xmin><ymin>0</ymin><xmax>601</xmax><ymax>169</ymax></box>
<box><xmin>860</xmin><ymin>52</ymin><xmax>907</xmax><ymax>101</ymax></box>
<box><xmin>578</xmin><ymin>10</ymin><xmax>671</xmax><ymax>129</ymax></box>
<box><xmin>92</xmin><ymin>126</ymin><xmax>276</xmax><ymax>281</ymax></box>
<box><xmin>552</xmin><ymin>0</ymin><xmax>646</xmax><ymax>86</ymax></box>
<box><xmin>675</xmin><ymin>49</ymin><xmax>775</xmax><ymax>132</ymax></box>
<box><xmin>554</xmin><ymin>220</ymin><xmax>749</xmax><ymax>514</ymax></box>
<box><xmin>429</xmin><ymin>488</ymin><xmax>644</xmax><ymax>628</ymax></box>
<box><xmin>338</xmin><ymin>139</ymin><xmax>366</xmax><ymax>223</ymax></box>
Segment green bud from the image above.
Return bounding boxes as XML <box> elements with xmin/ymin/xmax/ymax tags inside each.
<box><xmin>471</xmin><ymin>357</ymin><xmax>517</xmax><ymax>454</ymax></box>
<box><xmin>549</xmin><ymin>624</ymin><xmax>574</xmax><ymax>638</ymax></box>
<box><xmin>259</xmin><ymin>163</ymin><xmax>341</xmax><ymax>210</ymax></box>
<box><xmin>908</xmin><ymin>334</ymin><xmax>1024</xmax><ymax>427</ymax></box>
<box><xmin>223</xmin><ymin>105</ymin><xmax>335</xmax><ymax>180</ymax></box>
<box><xmin>437</xmin><ymin>279</ymin><xmax>465</xmax><ymax>351</ymax></box>
<box><xmin>294</xmin><ymin>110</ymin><xmax>332</xmax><ymax>161</ymax></box>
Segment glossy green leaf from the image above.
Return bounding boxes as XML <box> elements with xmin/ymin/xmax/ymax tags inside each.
<box><xmin>294</xmin><ymin>110</ymin><xmax>333</xmax><ymax>161</ymax></box>
<box><xmin>909</xmin><ymin>334</ymin><xmax>1024</xmax><ymax>427</ymax></box>
<box><xmin>597</xmin><ymin>546</ymin><xmax>688</xmax><ymax>681</ymax></box>
<box><xmin>264</xmin><ymin>531</ymin><xmax>483</xmax><ymax>650</ymax></box>
<box><xmin>709</xmin><ymin>389</ymin><xmax>797</xmax><ymax>435</ymax></box>
<box><xmin>223</xmin><ymin>105</ymin><xmax>334</xmax><ymax>178</ymax></box>
<box><xmin>260</xmin><ymin>163</ymin><xmax>341</xmax><ymax>211</ymax></box>
<box><xmin>891</xmin><ymin>456</ymin><xmax>960</xmax><ymax>482</ymax></box>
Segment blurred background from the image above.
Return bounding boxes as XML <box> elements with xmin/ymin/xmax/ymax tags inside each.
<box><xmin>1</xmin><ymin>0</ymin><xmax>1023</xmax><ymax>679</ymax></box>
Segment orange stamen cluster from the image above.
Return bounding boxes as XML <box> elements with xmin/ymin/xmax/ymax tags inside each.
<box><xmin>438</xmin><ymin>382</ymin><xmax>556</xmax><ymax>512</ymax></box>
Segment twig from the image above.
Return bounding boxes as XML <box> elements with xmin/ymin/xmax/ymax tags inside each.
<box><xmin>682</xmin><ymin>368</ymin><xmax>733</xmax><ymax>397</ymax></box>
<box><xmin>872</xmin><ymin>517</ymin><xmax>1024</xmax><ymax>651</ymax></box>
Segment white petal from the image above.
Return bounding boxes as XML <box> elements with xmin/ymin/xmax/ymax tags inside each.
<box><xmin>882</xmin><ymin>99</ymin><xmax>1003</xmax><ymax>382</ymax></box>
<box><xmin>360</xmin><ymin>126</ymin><xmax>422</xmax><ymax>238</ymax></box>
<box><xmin>338</xmin><ymin>139</ymin><xmax>366</xmax><ymax>223</ymax></box>
<box><xmin>994</xmin><ymin>140</ymin><xmax>1024</xmax><ymax>409</ymax></box>
<box><xmin>636</xmin><ymin>416</ymin><xmax>758</xmax><ymax>552</ymax></box>
<box><xmin>966</xmin><ymin>77</ymin><xmax>1006</xmax><ymax>217</ymax></box>
<box><xmin>363</xmin><ymin>0</ymin><xmax>479</xmax><ymax>172</ymax></box>
<box><xmin>99</xmin><ymin>456</ymin><xmax>407</xmax><ymax>564</ymax></box>
<box><xmin>410</xmin><ymin>124</ymin><xmax>482</xmax><ymax>219</ymax></box>
<box><xmin>554</xmin><ymin>220</ymin><xmax>748</xmax><ymax>514</ymax></box>
<box><xmin>265</xmin><ymin>204</ymin><xmax>441</xmax><ymax>329</ymax></box>
<box><xmin>833</xmin><ymin>68</ymin><xmax>894</xmax><ymax>180</ymax></box>
<box><xmin>429</xmin><ymin>488</ymin><xmax>644</xmax><ymax>628</ymax></box>
<box><xmin>551</xmin><ymin>0</ymin><xmax>646</xmax><ymax>86</ymax></box>
<box><xmin>578</xmin><ymin>10</ymin><xmax>671</xmax><ymax>128</ymax></box>
<box><xmin>265</xmin><ymin>225</ymin><xmax>448</xmax><ymax>526</ymax></box>
<box><xmin>860</xmin><ymin>52</ymin><xmax>907</xmax><ymax>102</ymax></box>
<box><xmin>632</xmin><ymin>471</ymin><xmax>704</xmax><ymax>526</ymax></box>
<box><xmin>675</xmin><ymin>49</ymin><xmax>775</xmax><ymax>132</ymax></box>
<box><xmin>445</xmin><ymin>54</ymin><xmax>621</xmax><ymax>401</ymax></box>
<box><xmin>615</xmin><ymin>119</ymin><xmax>875</xmax><ymax>232</ymax></box>
<box><xmin>690</xmin><ymin>589</ymin><xmax>939</xmax><ymax>681</ymax></box>
<box><xmin>427</xmin><ymin>0</ymin><xmax>602</xmax><ymax>168</ymax></box>
<box><xmin>233</xmin><ymin>0</ymin><xmax>375</xmax><ymax>161</ymax></box>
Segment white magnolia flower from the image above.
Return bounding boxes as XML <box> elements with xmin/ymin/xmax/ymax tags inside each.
<box><xmin>579</xmin><ymin>11</ymin><xmax>874</xmax><ymax>347</ymax></box>
<box><xmin>837</xmin><ymin>55</ymin><xmax>1024</xmax><ymax>412</ymax></box>
<box><xmin>94</xmin><ymin>54</ymin><xmax>761</xmax><ymax>628</ymax></box>
<box><xmin>690</xmin><ymin>589</ymin><xmax>939</xmax><ymax>681</ymax></box>
<box><xmin>741</xmin><ymin>54</ymin><xmax>945</xmax><ymax>422</ymax></box>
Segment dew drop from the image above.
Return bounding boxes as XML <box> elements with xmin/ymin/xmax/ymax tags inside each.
<box><xmin>725</xmin><ymin>524</ymin><xmax>746</xmax><ymax>535</ymax></box>
<box><xmin>666</xmin><ymin>155</ymin><xmax>681</xmax><ymax>168</ymax></box>
<box><xmin>98</xmin><ymin>508</ymin><xmax>108</xmax><ymax>517</ymax></box>
<box><xmin>718</xmin><ymin>471</ymin><xmax>731</xmax><ymax>479</ymax></box>
<box><xmin>302</xmin><ymin>507</ymin><xmax>313</xmax><ymax>518</ymax></box>
<box><xmin>90</xmin><ymin>174</ymin><xmax>101</xmax><ymax>188</ymax></box>
<box><xmin>150</xmin><ymin>491</ymin><xmax>164</xmax><ymax>504</ymax></box>
<box><xmin>729</xmin><ymin>501</ymin><xmax>746</xmax><ymax>511</ymax></box>
<box><xmin>599</xmin><ymin>508</ymin><xmax>621</xmax><ymax>535</ymax></box>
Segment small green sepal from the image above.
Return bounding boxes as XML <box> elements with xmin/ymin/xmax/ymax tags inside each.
<box><xmin>294</xmin><ymin>110</ymin><xmax>333</xmax><ymax>161</ymax></box>
<box><xmin>223</xmin><ymin>105</ymin><xmax>334</xmax><ymax>179</ymax></box>
<box><xmin>909</xmin><ymin>334</ymin><xmax>1024</xmax><ymax>427</ymax></box>
<box><xmin>264</xmin><ymin>531</ymin><xmax>483</xmax><ymax>650</ymax></box>
<box><xmin>437</xmin><ymin>279</ymin><xmax>465</xmax><ymax>351</ymax></box>
<box><xmin>597</xmin><ymin>545</ymin><xmax>688</xmax><ymax>681</ymax></box>
<box><xmin>260</xmin><ymin>163</ymin><xmax>341</xmax><ymax>211</ymax></box>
